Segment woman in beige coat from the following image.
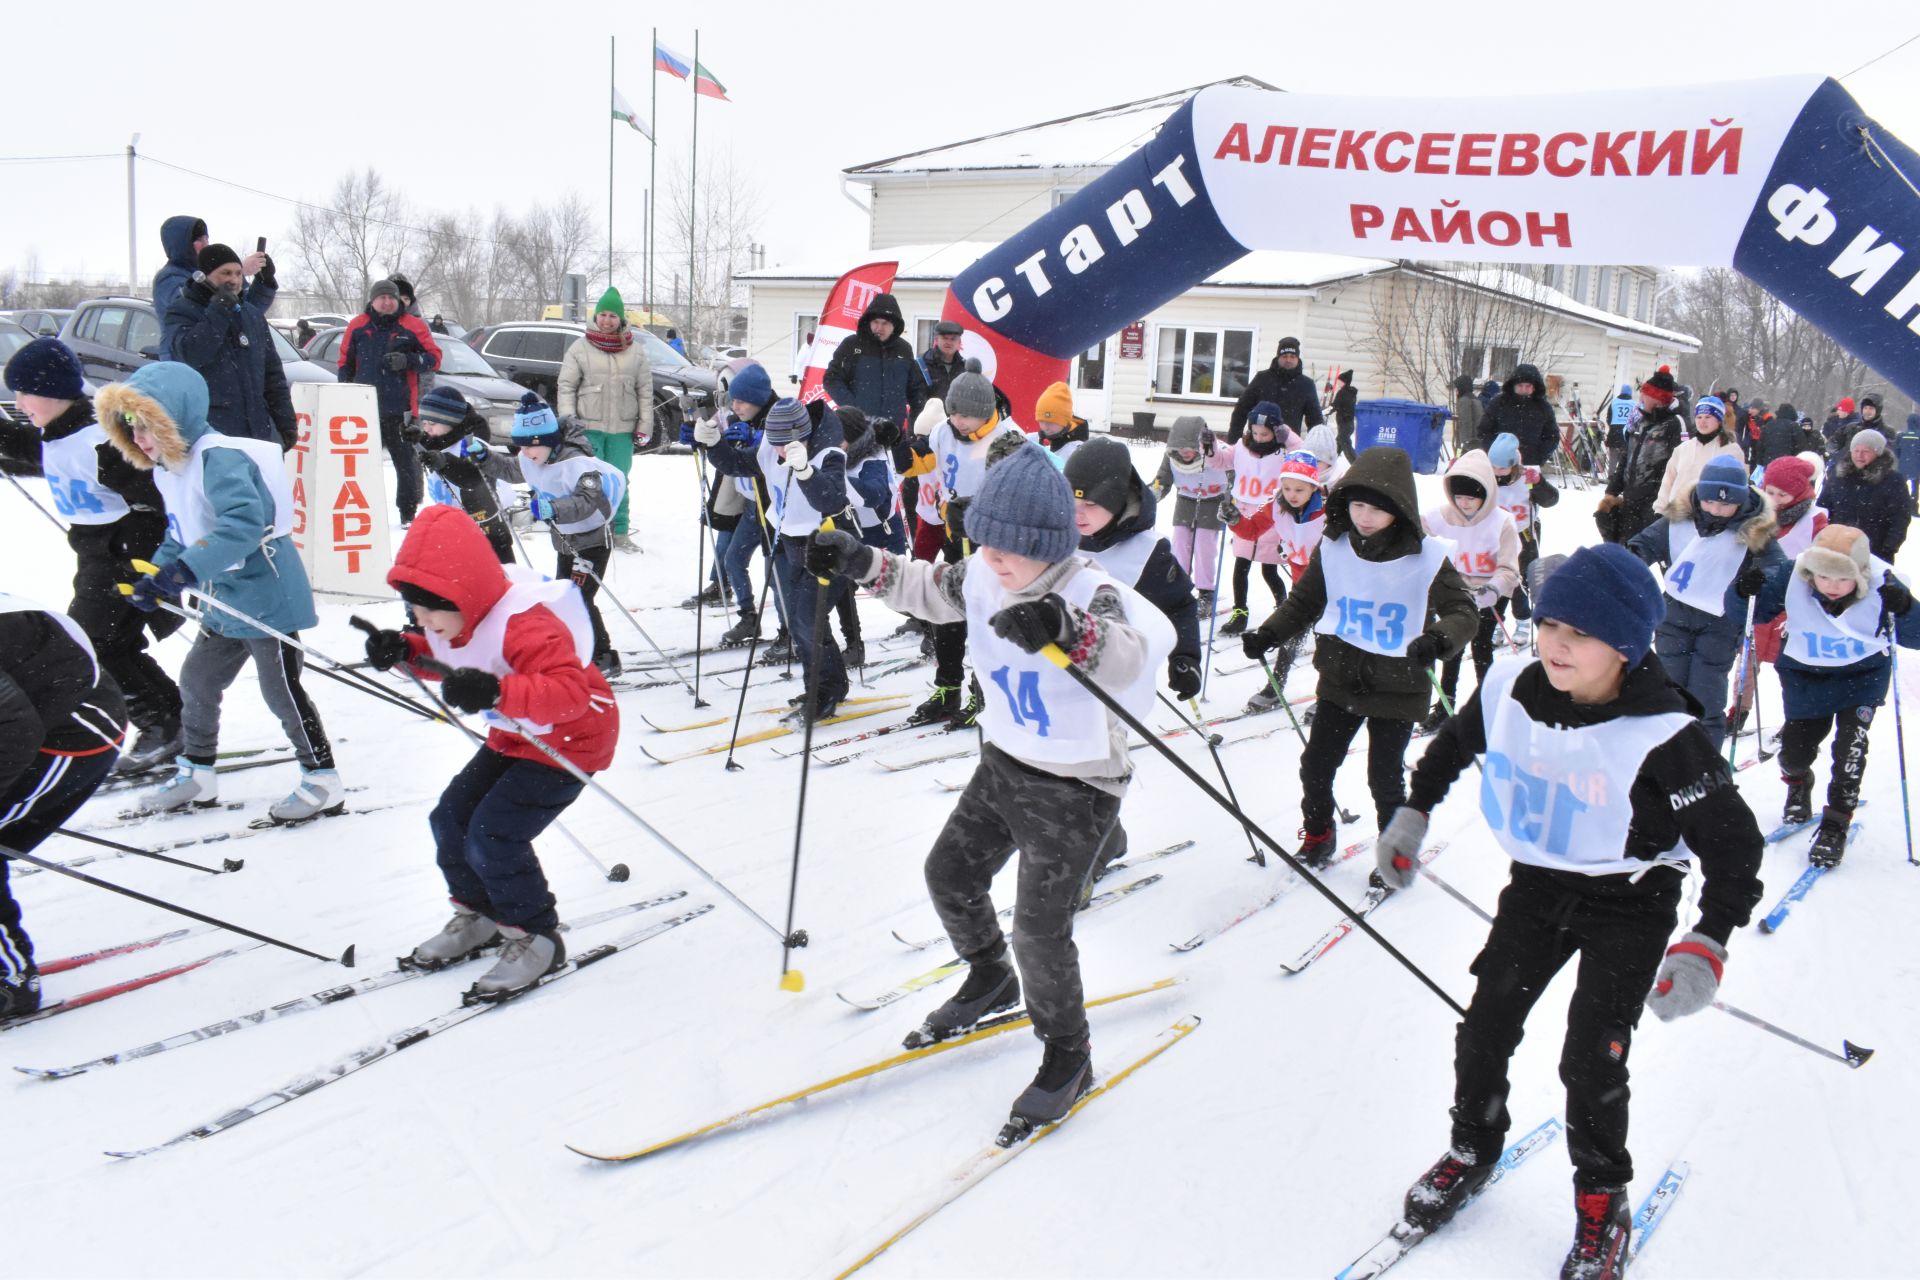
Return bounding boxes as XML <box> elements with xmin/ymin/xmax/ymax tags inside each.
<box><xmin>1654</xmin><ymin>394</ymin><xmax>1743</xmax><ymax>523</ymax></box>
<box><xmin>558</xmin><ymin>286</ymin><xmax>652</xmax><ymax>551</ymax></box>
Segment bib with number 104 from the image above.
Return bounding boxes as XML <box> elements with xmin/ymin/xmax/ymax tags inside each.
<box><xmin>1784</xmin><ymin>560</ymin><xmax>1893</xmax><ymax>667</ymax></box>
<box><xmin>41</xmin><ymin>425</ymin><xmax>132</xmax><ymax>525</ymax></box>
<box><xmin>1476</xmin><ymin>657</ymin><xmax>1696</xmax><ymax>877</ymax></box>
<box><xmin>1661</xmin><ymin>521</ymin><xmax>1747</xmax><ymax>616</ymax></box>
<box><xmin>1312</xmin><ymin>533</ymin><xmax>1452</xmax><ymax>657</ymax></box>
<box><xmin>960</xmin><ymin>556</ymin><xmax>1174</xmax><ymax>767</ymax></box>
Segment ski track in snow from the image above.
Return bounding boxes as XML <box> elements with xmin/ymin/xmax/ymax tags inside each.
<box><xmin>5</xmin><ymin>447</ymin><xmax>1917</xmax><ymax>1276</ymax></box>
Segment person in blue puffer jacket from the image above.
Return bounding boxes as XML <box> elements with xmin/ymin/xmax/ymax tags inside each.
<box><xmin>151</xmin><ymin>214</ymin><xmax>276</xmax><ymax>322</ymax></box>
<box><xmin>98</xmin><ymin>362</ymin><xmax>342</xmax><ymax>824</ymax></box>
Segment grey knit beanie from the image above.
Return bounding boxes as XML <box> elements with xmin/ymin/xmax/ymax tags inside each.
<box><xmin>964</xmin><ymin>440</ymin><xmax>1077</xmax><ymax>562</ymax></box>
<box><xmin>945</xmin><ymin>372</ymin><xmax>996</xmax><ymax>421</ymax></box>
<box><xmin>763</xmin><ymin>398</ymin><xmax>810</xmax><ymax>446</ymax></box>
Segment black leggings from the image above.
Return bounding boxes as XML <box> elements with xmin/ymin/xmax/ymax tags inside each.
<box><xmin>1297</xmin><ymin>698</ymin><xmax>1414</xmax><ymax>834</ymax></box>
<box><xmin>1439</xmin><ymin>607</ymin><xmax>1500</xmax><ymax>702</ymax></box>
<box><xmin>1779</xmin><ymin>707</ymin><xmax>1873</xmax><ymax>814</ymax></box>
<box><xmin>1231</xmin><ymin>557</ymin><xmax>1285</xmax><ymax>612</ymax></box>
<box><xmin>557</xmin><ymin>542</ymin><xmax>614</xmax><ymax>660</ymax></box>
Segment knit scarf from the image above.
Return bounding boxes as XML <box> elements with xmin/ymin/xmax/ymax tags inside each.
<box><xmin>586</xmin><ymin>326</ymin><xmax>633</xmax><ymax>354</ymax></box>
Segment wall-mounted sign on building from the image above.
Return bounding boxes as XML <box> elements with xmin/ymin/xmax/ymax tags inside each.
<box><xmin>1117</xmin><ymin>321</ymin><xmax>1147</xmax><ymax>360</ymax></box>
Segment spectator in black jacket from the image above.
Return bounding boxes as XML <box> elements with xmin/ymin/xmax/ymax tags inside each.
<box><xmin>163</xmin><ymin>244</ymin><xmax>296</xmax><ymax>449</ymax></box>
<box><xmin>1330</xmin><ymin>368</ymin><xmax>1358</xmax><ymax>462</ymax></box>
<box><xmin>1819</xmin><ymin>428</ymin><xmax>1911</xmax><ymax>558</ymax></box>
<box><xmin>1597</xmin><ymin>367</ymin><xmax>1683</xmax><ymax>545</ymax></box>
<box><xmin>1757</xmin><ymin>401</ymin><xmax>1821</xmax><ymax>466</ymax></box>
<box><xmin>920</xmin><ymin>320</ymin><xmax>967</xmax><ymax>404</ymax></box>
<box><xmin>151</xmin><ymin>214</ymin><xmax>274</xmax><ymax>322</ymax></box>
<box><xmin>1229</xmin><ymin>336</ymin><xmax>1323</xmax><ymax>442</ymax></box>
<box><xmin>823</xmin><ymin>292</ymin><xmax>928</xmax><ymax>429</ymax></box>
<box><xmin>338</xmin><ymin>279</ymin><xmax>442</xmax><ymax>525</ymax></box>
<box><xmin>1476</xmin><ymin>362</ymin><xmax>1560</xmax><ymax>466</ymax></box>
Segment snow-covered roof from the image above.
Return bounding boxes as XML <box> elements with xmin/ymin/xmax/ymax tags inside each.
<box><xmin>1415</xmin><ymin>264</ymin><xmax>1700</xmax><ymax>348</ymax></box>
<box><xmin>845</xmin><ymin>77</ymin><xmax>1278</xmax><ymax>177</ymax></box>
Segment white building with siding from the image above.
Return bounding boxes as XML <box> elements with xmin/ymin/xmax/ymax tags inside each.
<box><xmin>743</xmin><ymin>77</ymin><xmax>1698</xmax><ymax>440</ymax></box>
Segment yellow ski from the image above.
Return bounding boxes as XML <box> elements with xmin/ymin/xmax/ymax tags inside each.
<box><xmin>642</xmin><ymin>694</ymin><xmax>908</xmax><ymax>734</ymax></box>
<box><xmin>635</xmin><ymin>701</ymin><xmax>906</xmax><ymax>764</ymax></box>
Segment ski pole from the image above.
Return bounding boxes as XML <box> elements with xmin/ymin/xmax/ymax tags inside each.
<box><xmin>1157</xmin><ymin>692</ymin><xmax>1264</xmax><ymax>867</ymax></box>
<box><xmin>692</xmin><ymin>451</ymin><xmax>711</xmax><ymax>704</ymax></box>
<box><xmin>1035</xmin><ymin>642</ymin><xmax>1464</xmax><ymax>1017</ymax></box>
<box><xmin>1261</xmin><ymin>654</ymin><xmax>1359</xmax><ymax>825</ymax></box>
<box><xmin>760</xmin><ymin>473</ymin><xmax>799</xmax><ymax>681</ymax></box>
<box><xmin>1419</xmin><ymin>859</ymin><xmax>1871</xmax><ymax>1069</ymax></box>
<box><xmin>778</xmin><ymin>528</ymin><xmax>839</xmax><ymax>993</ymax></box>
<box><xmin>571</xmin><ymin>559</ymin><xmax>703</xmax><ymax>704</ymax></box>
<box><xmin>1881</xmin><ymin>586</ymin><xmax>1915</xmax><ymax>866</ymax></box>
<box><xmin>1727</xmin><ymin>593</ymin><xmax>1758</xmax><ymax>769</ymax></box>
<box><xmin>3</xmin><ymin>468</ymin><xmax>68</xmax><ymax>533</ymax></box>
<box><xmin>409</xmin><ymin>654</ymin><xmax>803</xmax><ymax>955</ymax></box>
<box><xmin>54</xmin><ymin>827</ymin><xmax>243</xmax><ymax>876</ymax></box>
<box><xmin>1</xmin><ymin>842</ymin><xmax>353</xmax><ymax>966</ymax></box>
<box><xmin>1200</xmin><ymin>506</ymin><xmax>1231</xmax><ymax>701</ymax></box>
<box><xmin>351</xmin><ymin>618</ymin><xmax>632</xmax><ymax>885</ymax></box>
<box><xmin>722</xmin><ymin>550</ymin><xmax>784</xmax><ymax>771</ymax></box>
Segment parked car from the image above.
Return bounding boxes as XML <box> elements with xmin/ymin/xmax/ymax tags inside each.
<box><xmin>306</xmin><ymin>324</ymin><xmax>522</xmax><ymax>440</ymax></box>
<box><xmin>0</xmin><ymin>318</ymin><xmax>40</xmax><ymax>441</ymax></box>
<box><xmin>57</xmin><ymin>296</ymin><xmax>336</xmax><ymax>389</ymax></box>
<box><xmin>463</xmin><ymin>320</ymin><xmax>717</xmax><ymax>449</ymax></box>
<box><xmin>0</xmin><ymin>309</ymin><xmax>72</xmax><ymax>338</ymax></box>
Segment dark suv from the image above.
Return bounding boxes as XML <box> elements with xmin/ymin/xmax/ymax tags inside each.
<box><xmin>58</xmin><ymin>296</ymin><xmax>337</xmax><ymax>388</ymax></box>
<box><xmin>464</xmin><ymin>320</ymin><xmax>717</xmax><ymax>449</ymax></box>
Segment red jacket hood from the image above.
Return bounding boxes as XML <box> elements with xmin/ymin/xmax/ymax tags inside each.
<box><xmin>388</xmin><ymin>506</ymin><xmax>509</xmax><ymax>646</ymax></box>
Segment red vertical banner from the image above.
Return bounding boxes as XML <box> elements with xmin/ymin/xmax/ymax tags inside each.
<box><xmin>798</xmin><ymin>261</ymin><xmax>898</xmax><ymax>406</ymax></box>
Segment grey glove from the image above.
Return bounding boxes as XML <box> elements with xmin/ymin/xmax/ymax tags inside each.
<box><xmin>1373</xmin><ymin>807</ymin><xmax>1428</xmax><ymax>890</ymax></box>
<box><xmin>1645</xmin><ymin>931</ymin><xmax>1726</xmax><ymax>1022</ymax></box>
<box><xmin>692</xmin><ymin>418</ymin><xmax>723</xmax><ymax>447</ymax></box>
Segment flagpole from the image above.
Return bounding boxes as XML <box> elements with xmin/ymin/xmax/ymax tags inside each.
<box><xmin>648</xmin><ymin>25</ymin><xmax>658</xmax><ymax>329</ymax></box>
<box><xmin>608</xmin><ymin>34</ymin><xmax>616</xmax><ymax>288</ymax></box>
<box><xmin>690</xmin><ymin>28</ymin><xmax>699</xmax><ymax>346</ymax></box>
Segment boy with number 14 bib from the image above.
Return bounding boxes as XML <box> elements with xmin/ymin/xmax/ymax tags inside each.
<box><xmin>805</xmin><ymin>442</ymin><xmax>1173</xmax><ymax>1136</ymax></box>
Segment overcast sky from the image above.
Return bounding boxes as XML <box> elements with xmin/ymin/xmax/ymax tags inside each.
<box><xmin>4</xmin><ymin>0</ymin><xmax>1918</xmax><ymax>296</ymax></box>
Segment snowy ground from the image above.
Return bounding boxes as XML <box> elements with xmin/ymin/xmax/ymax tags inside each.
<box><xmin>6</xmin><ymin>441</ymin><xmax>1918</xmax><ymax>1278</ymax></box>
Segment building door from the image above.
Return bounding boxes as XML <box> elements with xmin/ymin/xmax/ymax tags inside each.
<box><xmin>1073</xmin><ymin>338</ymin><xmax>1110</xmax><ymax>429</ymax></box>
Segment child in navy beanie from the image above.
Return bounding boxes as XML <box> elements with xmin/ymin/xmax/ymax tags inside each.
<box><xmin>802</xmin><ymin>439</ymin><xmax>1174</xmax><ymax>1136</ymax></box>
<box><xmin>1374</xmin><ymin>538</ymin><xmax>1765</xmax><ymax>1268</ymax></box>
<box><xmin>413</xmin><ymin>384</ymin><xmax>522</xmax><ymax>564</ymax></box>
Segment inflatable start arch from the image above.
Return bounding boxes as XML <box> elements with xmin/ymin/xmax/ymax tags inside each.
<box><xmin>935</xmin><ymin>77</ymin><xmax>1920</xmax><ymax>419</ymax></box>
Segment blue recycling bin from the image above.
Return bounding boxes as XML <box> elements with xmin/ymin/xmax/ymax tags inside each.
<box><xmin>1353</xmin><ymin>399</ymin><xmax>1449</xmax><ymax>474</ymax></box>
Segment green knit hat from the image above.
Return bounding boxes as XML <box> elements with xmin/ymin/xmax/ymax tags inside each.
<box><xmin>594</xmin><ymin>286</ymin><xmax>625</xmax><ymax>319</ymax></box>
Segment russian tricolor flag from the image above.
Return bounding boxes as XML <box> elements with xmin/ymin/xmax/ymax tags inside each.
<box><xmin>654</xmin><ymin>41</ymin><xmax>691</xmax><ymax>78</ymax></box>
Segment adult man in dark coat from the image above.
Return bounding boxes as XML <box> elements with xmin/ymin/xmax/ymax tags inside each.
<box><xmin>823</xmin><ymin>292</ymin><xmax>928</xmax><ymax>429</ymax></box>
<box><xmin>1475</xmin><ymin>362</ymin><xmax>1560</xmax><ymax>465</ymax></box>
<box><xmin>1757</xmin><ymin>401</ymin><xmax>1821</xmax><ymax>467</ymax></box>
<box><xmin>1330</xmin><ymin>368</ymin><xmax>1358</xmax><ymax>461</ymax></box>
<box><xmin>1452</xmin><ymin>374</ymin><xmax>1485</xmax><ymax>455</ymax></box>
<box><xmin>919</xmin><ymin>319</ymin><xmax>967</xmax><ymax>404</ymax></box>
<box><xmin>1596</xmin><ymin>367</ymin><xmax>1683</xmax><ymax>545</ymax></box>
<box><xmin>338</xmin><ymin>279</ymin><xmax>442</xmax><ymax>525</ymax></box>
<box><xmin>151</xmin><ymin>214</ymin><xmax>274</xmax><ymax>322</ymax></box>
<box><xmin>163</xmin><ymin>244</ymin><xmax>296</xmax><ymax>449</ymax></box>
<box><xmin>1229</xmin><ymin>336</ymin><xmax>1323</xmax><ymax>442</ymax></box>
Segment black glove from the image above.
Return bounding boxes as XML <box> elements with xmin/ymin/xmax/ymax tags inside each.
<box><xmin>943</xmin><ymin>495</ymin><xmax>972</xmax><ymax>537</ymax></box>
<box><xmin>351</xmin><ymin>616</ymin><xmax>412</xmax><ymax>672</ymax></box>
<box><xmin>1734</xmin><ymin>565</ymin><xmax>1767</xmax><ymax>599</ymax></box>
<box><xmin>1404</xmin><ymin>632</ymin><xmax>1444</xmax><ymax>665</ymax></box>
<box><xmin>989</xmin><ymin>594</ymin><xmax>1074</xmax><ymax>654</ymax></box>
<box><xmin>1243</xmin><ymin>629</ymin><xmax>1278</xmax><ymax>660</ymax></box>
<box><xmin>254</xmin><ymin>254</ymin><xmax>277</xmax><ymax>288</ymax></box>
<box><xmin>384</xmin><ymin>350</ymin><xmax>411</xmax><ymax>374</ymax></box>
<box><xmin>806</xmin><ymin>529</ymin><xmax>874</xmax><ymax>580</ymax></box>
<box><xmin>871</xmin><ymin>418</ymin><xmax>901</xmax><ymax>449</ymax></box>
<box><xmin>441</xmin><ymin>668</ymin><xmax>502</xmax><ymax>713</ymax></box>
<box><xmin>1881</xmin><ymin>577</ymin><xmax>1914</xmax><ymax>617</ymax></box>
<box><xmin>1167</xmin><ymin>654</ymin><xmax>1202</xmax><ymax>700</ymax></box>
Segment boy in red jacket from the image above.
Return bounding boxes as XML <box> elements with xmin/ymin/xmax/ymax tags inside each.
<box><xmin>358</xmin><ymin>506</ymin><xmax>618</xmax><ymax>999</ymax></box>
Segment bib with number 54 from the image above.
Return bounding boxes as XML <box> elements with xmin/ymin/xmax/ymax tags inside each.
<box><xmin>1477</xmin><ymin>656</ymin><xmax>1696</xmax><ymax>877</ymax></box>
<box><xmin>962</xmin><ymin>556</ymin><xmax>1173</xmax><ymax>767</ymax></box>
<box><xmin>1313</xmin><ymin>533</ymin><xmax>1452</xmax><ymax>657</ymax></box>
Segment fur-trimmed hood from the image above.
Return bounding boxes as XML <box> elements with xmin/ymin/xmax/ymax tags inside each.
<box><xmin>96</xmin><ymin>362</ymin><xmax>214</xmax><ymax>473</ymax></box>
<box><xmin>1691</xmin><ymin>487</ymin><xmax>1779</xmax><ymax>552</ymax></box>
<box><xmin>1835</xmin><ymin>448</ymin><xmax>1897</xmax><ymax>486</ymax></box>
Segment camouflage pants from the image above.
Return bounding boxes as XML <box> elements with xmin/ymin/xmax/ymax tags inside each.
<box><xmin>925</xmin><ymin>743</ymin><xmax>1122</xmax><ymax>1044</ymax></box>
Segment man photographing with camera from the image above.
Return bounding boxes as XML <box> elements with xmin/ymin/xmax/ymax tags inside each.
<box><xmin>163</xmin><ymin>242</ymin><xmax>297</xmax><ymax>449</ymax></box>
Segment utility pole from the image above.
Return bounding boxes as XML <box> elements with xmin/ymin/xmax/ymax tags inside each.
<box><xmin>127</xmin><ymin>133</ymin><xmax>141</xmax><ymax>295</ymax></box>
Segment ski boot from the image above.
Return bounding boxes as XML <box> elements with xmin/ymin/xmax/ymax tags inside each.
<box><xmin>0</xmin><ymin>966</ymin><xmax>41</xmax><ymax>1023</ymax></box>
<box><xmin>761</xmin><ymin>629</ymin><xmax>794</xmax><ymax>663</ymax></box>
<box><xmin>1781</xmin><ymin>772</ymin><xmax>1814</xmax><ymax>828</ymax></box>
<box><xmin>1219</xmin><ymin>606</ymin><xmax>1250</xmax><ymax>636</ymax></box>
<box><xmin>1297</xmin><ymin>826</ymin><xmax>1336</xmax><ymax>870</ymax></box>
<box><xmin>781</xmin><ymin>689</ymin><xmax>846</xmax><ymax>727</ymax></box>
<box><xmin>681</xmin><ymin>583</ymin><xmax>722</xmax><ymax>608</ymax></box>
<box><xmin>1402</xmin><ymin>1146</ymin><xmax>1496</xmax><ymax>1230</ymax></box>
<box><xmin>404</xmin><ymin>904</ymin><xmax>501</xmax><ymax>971</ymax></box>
<box><xmin>465</xmin><ymin>925</ymin><xmax>566</xmax><ymax>1003</ymax></box>
<box><xmin>611</xmin><ymin>532</ymin><xmax>642</xmax><ymax>554</ymax></box>
<box><xmin>1809</xmin><ymin>806</ymin><xmax>1852</xmax><ymax>868</ymax></box>
<box><xmin>903</xmin><ymin>950</ymin><xmax>1019</xmax><ymax>1049</ymax></box>
<box><xmin>115</xmin><ymin>718</ymin><xmax>183</xmax><ymax>775</ymax></box>
<box><xmin>594</xmin><ymin>650</ymin><xmax>624</xmax><ymax>680</ymax></box>
<box><xmin>948</xmin><ymin>676</ymin><xmax>985</xmax><ymax>730</ymax></box>
<box><xmin>268</xmin><ymin>768</ymin><xmax>345</xmax><ymax>824</ymax></box>
<box><xmin>842</xmin><ymin>637</ymin><xmax>866</xmax><ymax>669</ymax></box>
<box><xmin>904</xmin><ymin>684</ymin><xmax>961</xmax><ymax>727</ymax></box>
<box><xmin>998</xmin><ymin>1035</ymin><xmax>1093</xmax><ymax>1147</ymax></box>
<box><xmin>1418</xmin><ymin>702</ymin><xmax>1450</xmax><ymax>735</ymax></box>
<box><xmin>1513</xmin><ymin>618</ymin><xmax>1533</xmax><ymax>646</ymax></box>
<box><xmin>719</xmin><ymin>610</ymin><xmax>761</xmax><ymax>648</ymax></box>
<box><xmin>889</xmin><ymin>617</ymin><xmax>925</xmax><ymax>639</ymax></box>
<box><xmin>1245</xmin><ymin>684</ymin><xmax>1280</xmax><ymax>714</ymax></box>
<box><xmin>139</xmin><ymin>756</ymin><xmax>218</xmax><ymax>813</ymax></box>
<box><xmin>1559</xmin><ymin>1183</ymin><xmax>1632</xmax><ymax>1279</ymax></box>
<box><xmin>1195</xmin><ymin>588</ymin><xmax>1216</xmax><ymax>615</ymax></box>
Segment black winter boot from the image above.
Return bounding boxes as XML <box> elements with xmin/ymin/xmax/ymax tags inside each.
<box><xmin>1418</xmin><ymin>703</ymin><xmax>1449</xmax><ymax>735</ymax></box>
<box><xmin>905</xmin><ymin>684</ymin><xmax>961</xmax><ymax>727</ymax></box>
<box><xmin>1781</xmin><ymin>772</ymin><xmax>1814</xmax><ymax>827</ymax></box>
<box><xmin>1809</xmin><ymin>806</ymin><xmax>1853</xmax><ymax>868</ymax></box>
<box><xmin>1000</xmin><ymin>1035</ymin><xmax>1093</xmax><ymax>1145</ymax></box>
<box><xmin>720</xmin><ymin>611</ymin><xmax>760</xmax><ymax>647</ymax></box>
<box><xmin>1298</xmin><ymin>826</ymin><xmax>1336</xmax><ymax>869</ymax></box>
<box><xmin>1219</xmin><ymin>607</ymin><xmax>1249</xmax><ymax>636</ymax></box>
<box><xmin>905</xmin><ymin>950</ymin><xmax>1019</xmax><ymax>1048</ymax></box>
<box><xmin>1402</xmin><ymin>1146</ymin><xmax>1496</xmax><ymax>1230</ymax></box>
<box><xmin>1559</xmin><ymin>1184</ymin><xmax>1632</xmax><ymax>1279</ymax></box>
<box><xmin>762</xmin><ymin>629</ymin><xmax>793</xmax><ymax>662</ymax></box>
<box><xmin>115</xmin><ymin>718</ymin><xmax>184</xmax><ymax>775</ymax></box>
<box><xmin>948</xmin><ymin>676</ymin><xmax>986</xmax><ymax>730</ymax></box>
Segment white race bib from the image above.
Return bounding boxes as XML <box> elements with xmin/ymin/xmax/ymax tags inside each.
<box><xmin>520</xmin><ymin>453</ymin><xmax>627</xmax><ymax>536</ymax></box>
<box><xmin>1425</xmin><ymin>506</ymin><xmax>1513</xmax><ymax>582</ymax></box>
<box><xmin>41</xmin><ymin>425</ymin><xmax>131</xmax><ymax>525</ymax></box>
<box><xmin>1313</xmin><ymin>533</ymin><xmax>1451</xmax><ymax>657</ymax></box>
<box><xmin>1662</xmin><ymin>522</ymin><xmax>1747</xmax><ymax>617</ymax></box>
<box><xmin>1782</xmin><ymin>559</ymin><xmax>1893</xmax><ymax>667</ymax></box>
<box><xmin>154</xmin><ymin>434</ymin><xmax>294</xmax><ymax>571</ymax></box>
<box><xmin>1083</xmin><ymin>529</ymin><xmax>1158</xmax><ymax>589</ymax></box>
<box><xmin>420</xmin><ymin>566</ymin><xmax>596</xmax><ymax>735</ymax></box>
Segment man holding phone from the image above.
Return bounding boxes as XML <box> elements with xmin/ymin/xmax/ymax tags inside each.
<box><xmin>163</xmin><ymin>242</ymin><xmax>297</xmax><ymax>449</ymax></box>
<box><xmin>152</xmin><ymin>216</ymin><xmax>276</xmax><ymax>320</ymax></box>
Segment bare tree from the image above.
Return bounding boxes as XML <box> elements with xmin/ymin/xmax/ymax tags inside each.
<box><xmin>1363</xmin><ymin>264</ymin><xmax>1575</xmax><ymax>405</ymax></box>
<box><xmin>287</xmin><ymin>169</ymin><xmax>416</xmax><ymax>313</ymax></box>
<box><xmin>659</xmin><ymin>153</ymin><xmax>764</xmax><ymax>348</ymax></box>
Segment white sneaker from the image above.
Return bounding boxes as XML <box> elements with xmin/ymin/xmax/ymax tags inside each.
<box><xmin>1513</xmin><ymin>619</ymin><xmax>1533</xmax><ymax>646</ymax></box>
<box><xmin>268</xmin><ymin>768</ymin><xmax>344</xmax><ymax>824</ymax></box>
<box><xmin>141</xmin><ymin>756</ymin><xmax>217</xmax><ymax>813</ymax></box>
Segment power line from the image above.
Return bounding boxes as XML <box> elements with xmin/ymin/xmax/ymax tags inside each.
<box><xmin>0</xmin><ymin>152</ymin><xmax>120</xmax><ymax>164</ymax></box>
<box><xmin>1840</xmin><ymin>29</ymin><xmax>1920</xmax><ymax>80</ymax></box>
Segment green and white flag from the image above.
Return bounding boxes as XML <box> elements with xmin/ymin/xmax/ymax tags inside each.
<box><xmin>612</xmin><ymin>89</ymin><xmax>652</xmax><ymax>140</ymax></box>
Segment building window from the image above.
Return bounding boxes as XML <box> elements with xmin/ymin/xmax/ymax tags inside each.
<box><xmin>1457</xmin><ymin>342</ymin><xmax>1522</xmax><ymax>383</ymax></box>
<box><xmin>914</xmin><ymin>318</ymin><xmax>938</xmax><ymax>352</ymax></box>
<box><xmin>1596</xmin><ymin>268</ymin><xmax>1614</xmax><ymax>314</ymax></box>
<box><xmin>1572</xmin><ymin>265</ymin><xmax>1591</xmax><ymax>304</ymax></box>
<box><xmin>1155</xmin><ymin>325</ymin><xmax>1254</xmax><ymax>400</ymax></box>
<box><xmin>1077</xmin><ymin>338</ymin><xmax>1107</xmax><ymax>391</ymax></box>
<box><xmin>1051</xmin><ymin>187</ymin><xmax>1082</xmax><ymax>208</ymax></box>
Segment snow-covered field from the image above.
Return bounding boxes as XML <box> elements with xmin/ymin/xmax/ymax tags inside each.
<box><xmin>7</xmin><ymin>441</ymin><xmax>1917</xmax><ymax>1278</ymax></box>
